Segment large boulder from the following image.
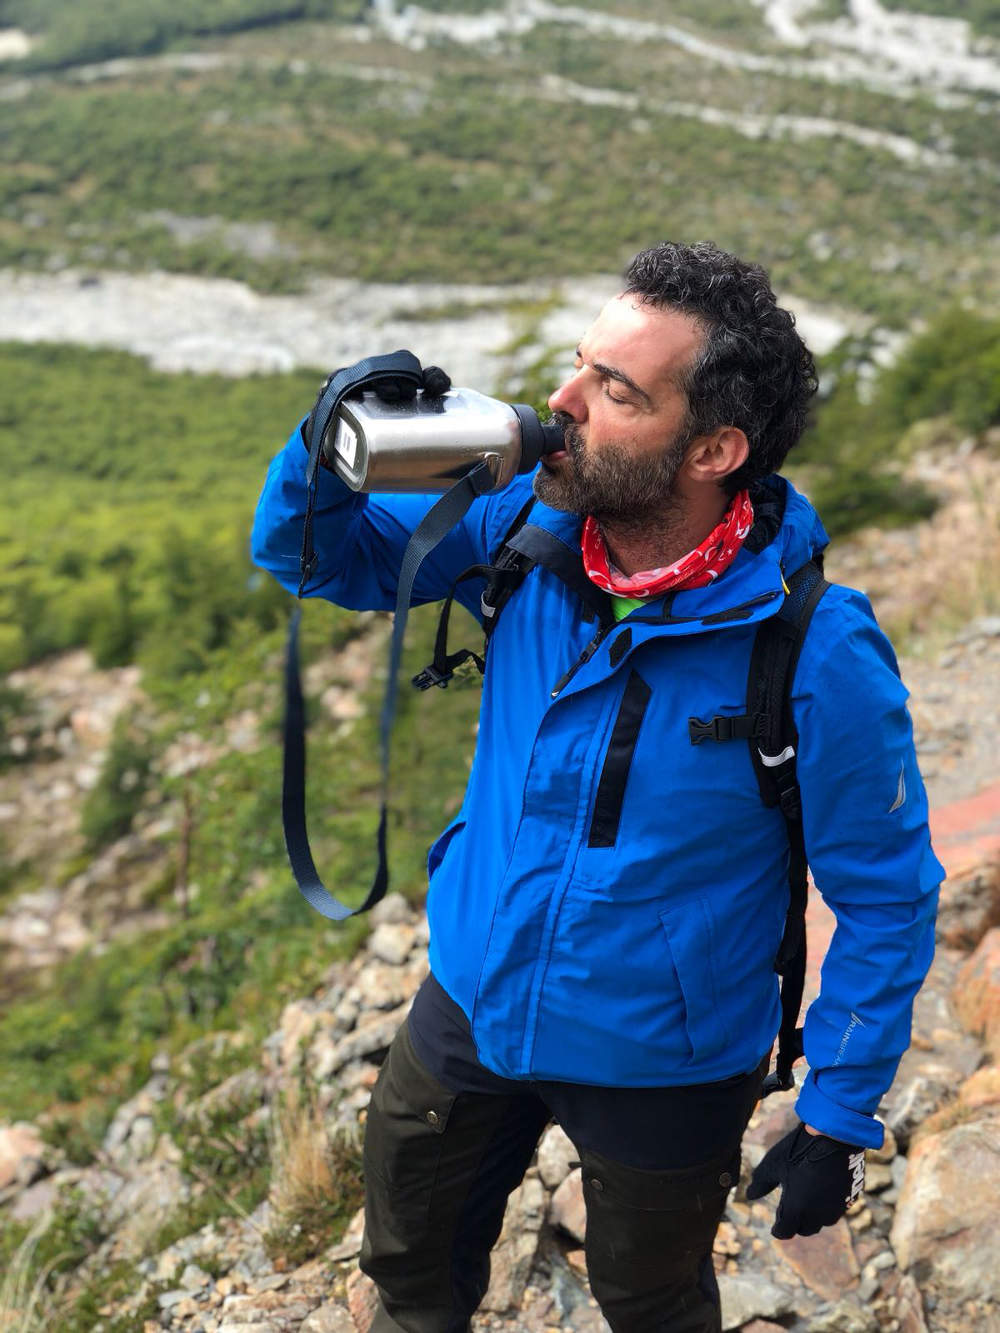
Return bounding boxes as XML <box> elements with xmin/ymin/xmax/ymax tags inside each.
<box><xmin>890</xmin><ymin>1112</ymin><xmax>1000</xmax><ymax>1301</ymax></box>
<box><xmin>952</xmin><ymin>927</ymin><xmax>1000</xmax><ymax>1058</ymax></box>
<box><xmin>936</xmin><ymin>860</ymin><xmax>1000</xmax><ymax>951</ymax></box>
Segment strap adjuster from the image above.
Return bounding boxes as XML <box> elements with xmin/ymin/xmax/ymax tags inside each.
<box><xmin>412</xmin><ymin>664</ymin><xmax>452</xmax><ymax>691</ymax></box>
<box><xmin>689</xmin><ymin>714</ymin><xmax>756</xmax><ymax>744</ymax></box>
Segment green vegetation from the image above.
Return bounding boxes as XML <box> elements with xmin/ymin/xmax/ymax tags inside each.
<box><xmin>0</xmin><ymin>1189</ymin><xmax>106</xmax><ymax>1330</ymax></box>
<box><xmin>4</xmin><ymin>306</ymin><xmax>996</xmax><ymax>1123</ymax></box>
<box><xmin>265</xmin><ymin>1097</ymin><xmax>364</xmax><ymax>1266</ymax></box>
<box><xmin>0</xmin><ymin>1092</ymin><xmax>268</xmax><ymax>1329</ymax></box>
<box><xmin>0</xmin><ymin>0</ymin><xmax>993</xmax><ymax>1309</ymax></box>
<box><xmin>1</xmin><ymin>22</ymin><xmax>998</xmax><ymax>319</ymax></box>
<box><xmin>879</xmin><ymin>0</ymin><xmax>1000</xmax><ymax>39</ymax></box>
<box><xmin>791</xmin><ymin>306</ymin><xmax>1000</xmax><ymax>534</ymax></box>
<box><xmin>0</xmin><ymin>683</ymin><xmax>33</xmax><ymax>767</ymax></box>
<box><xmin>0</xmin><ymin>341</ymin><xmax>305</xmax><ymax>674</ymax></box>
<box><xmin>79</xmin><ymin>711</ymin><xmax>155</xmax><ymax>851</ymax></box>
<box><xmin>0</xmin><ymin>339</ymin><xmax>483</xmax><ymax>1119</ymax></box>
<box><xmin>0</xmin><ymin>0</ymin><xmax>365</xmax><ymax>70</ymax></box>
<box><xmin>872</xmin><ymin>307</ymin><xmax>1000</xmax><ymax>437</ymax></box>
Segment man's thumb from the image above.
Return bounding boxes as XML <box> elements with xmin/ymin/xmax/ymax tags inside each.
<box><xmin>745</xmin><ymin>1148</ymin><xmax>782</xmax><ymax>1200</ymax></box>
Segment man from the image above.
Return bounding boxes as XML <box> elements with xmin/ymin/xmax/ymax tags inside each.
<box><xmin>252</xmin><ymin>241</ymin><xmax>942</xmax><ymax>1333</ymax></box>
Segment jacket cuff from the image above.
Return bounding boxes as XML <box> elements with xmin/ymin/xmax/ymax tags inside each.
<box><xmin>795</xmin><ymin>1072</ymin><xmax>884</xmax><ymax>1149</ymax></box>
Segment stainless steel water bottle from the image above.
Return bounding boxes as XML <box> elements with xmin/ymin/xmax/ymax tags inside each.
<box><xmin>321</xmin><ymin>387</ymin><xmax>563</xmax><ymax>493</ymax></box>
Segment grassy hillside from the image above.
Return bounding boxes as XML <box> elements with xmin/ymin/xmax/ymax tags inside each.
<box><xmin>0</xmin><ymin>0</ymin><xmax>365</xmax><ymax>68</ymax></box>
<box><xmin>2</xmin><ymin>308</ymin><xmax>999</xmax><ymax>1127</ymax></box>
<box><xmin>1</xmin><ymin>2</ymin><xmax>998</xmax><ymax>320</ymax></box>
<box><xmin>1</xmin><ymin>0</ymin><xmax>998</xmax><ymax>1170</ymax></box>
<box><xmin>0</xmin><ymin>341</ymin><xmax>488</xmax><ymax>1119</ymax></box>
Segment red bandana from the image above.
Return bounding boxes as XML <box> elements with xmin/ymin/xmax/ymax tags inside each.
<box><xmin>581</xmin><ymin>490</ymin><xmax>755</xmax><ymax>598</ymax></box>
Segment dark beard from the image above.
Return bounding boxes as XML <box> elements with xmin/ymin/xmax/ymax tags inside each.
<box><xmin>533</xmin><ymin>412</ymin><xmax>690</xmax><ymax>533</ymax></box>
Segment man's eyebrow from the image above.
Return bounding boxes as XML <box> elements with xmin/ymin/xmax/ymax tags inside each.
<box><xmin>576</xmin><ymin>346</ymin><xmax>652</xmax><ymax>405</ymax></box>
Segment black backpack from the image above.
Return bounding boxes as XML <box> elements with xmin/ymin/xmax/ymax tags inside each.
<box><xmin>415</xmin><ymin>498</ymin><xmax>830</xmax><ymax>1097</ymax></box>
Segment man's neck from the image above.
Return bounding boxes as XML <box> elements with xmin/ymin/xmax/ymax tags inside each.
<box><xmin>599</xmin><ymin>493</ymin><xmax>728</xmax><ymax>577</ymax></box>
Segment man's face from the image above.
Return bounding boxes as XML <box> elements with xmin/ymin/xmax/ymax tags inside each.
<box><xmin>534</xmin><ymin>295</ymin><xmax>706</xmax><ymax>524</ymax></box>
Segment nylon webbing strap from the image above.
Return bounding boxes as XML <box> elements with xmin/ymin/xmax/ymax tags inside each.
<box><xmin>283</xmin><ymin>460</ymin><xmax>495</xmax><ymax>921</ymax></box>
<box><xmin>411</xmin><ymin>562</ymin><xmax>493</xmax><ymax>690</ymax></box>
<box><xmin>505</xmin><ymin>524</ymin><xmax>615</xmax><ymax>628</ymax></box>
<box><xmin>298</xmin><ymin>351</ymin><xmax>423</xmax><ymax>597</ymax></box>
<box><xmin>758</xmin><ymin>560</ymin><xmax>829</xmax><ymax>1096</ymax></box>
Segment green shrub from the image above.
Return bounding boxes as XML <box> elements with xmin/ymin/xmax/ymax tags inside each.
<box><xmin>79</xmin><ymin>712</ymin><xmax>155</xmax><ymax>851</ymax></box>
<box><xmin>872</xmin><ymin>307</ymin><xmax>1000</xmax><ymax>437</ymax></box>
<box><xmin>0</xmin><ymin>683</ymin><xmax>33</xmax><ymax>768</ymax></box>
<box><xmin>3</xmin><ymin>0</ymin><xmax>367</xmax><ymax>70</ymax></box>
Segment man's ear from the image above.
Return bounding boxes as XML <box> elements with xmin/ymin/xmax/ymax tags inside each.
<box><xmin>683</xmin><ymin>427</ymin><xmax>749</xmax><ymax>485</ymax></box>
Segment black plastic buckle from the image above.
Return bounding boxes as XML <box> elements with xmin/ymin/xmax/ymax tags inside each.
<box><xmin>689</xmin><ymin>715</ymin><xmax>734</xmax><ymax>744</ymax></box>
<box><xmin>412</xmin><ymin>664</ymin><xmax>452</xmax><ymax>691</ymax></box>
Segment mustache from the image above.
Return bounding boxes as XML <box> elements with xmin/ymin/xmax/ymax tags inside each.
<box><xmin>547</xmin><ymin>410</ymin><xmax>583</xmax><ymax>454</ymax></box>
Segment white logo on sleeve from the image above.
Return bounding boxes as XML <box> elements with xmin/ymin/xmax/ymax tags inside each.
<box><xmin>888</xmin><ymin>761</ymin><xmax>906</xmax><ymax>813</ymax></box>
<box><xmin>846</xmin><ymin>1151</ymin><xmax>866</xmax><ymax>1206</ymax></box>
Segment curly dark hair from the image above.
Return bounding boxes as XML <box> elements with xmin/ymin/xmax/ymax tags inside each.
<box><xmin>623</xmin><ymin>241</ymin><xmax>818</xmax><ymax>493</ymax></box>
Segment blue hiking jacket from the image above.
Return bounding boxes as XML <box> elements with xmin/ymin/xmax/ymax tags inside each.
<box><xmin>252</xmin><ymin>424</ymin><xmax>943</xmax><ymax>1148</ymax></box>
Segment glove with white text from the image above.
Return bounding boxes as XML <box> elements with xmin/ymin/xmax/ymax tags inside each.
<box><xmin>746</xmin><ymin>1124</ymin><xmax>866</xmax><ymax>1238</ymax></box>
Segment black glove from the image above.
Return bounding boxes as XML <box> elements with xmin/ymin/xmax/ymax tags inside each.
<box><xmin>302</xmin><ymin>356</ymin><xmax>451</xmax><ymax>453</ymax></box>
<box><xmin>746</xmin><ymin>1124</ymin><xmax>866</xmax><ymax>1238</ymax></box>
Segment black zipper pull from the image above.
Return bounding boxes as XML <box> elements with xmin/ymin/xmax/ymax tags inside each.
<box><xmin>550</xmin><ymin>625</ymin><xmax>612</xmax><ymax>698</ymax></box>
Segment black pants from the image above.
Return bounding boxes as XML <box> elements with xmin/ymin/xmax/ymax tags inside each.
<box><xmin>359</xmin><ymin>982</ymin><xmax>764</xmax><ymax>1333</ymax></box>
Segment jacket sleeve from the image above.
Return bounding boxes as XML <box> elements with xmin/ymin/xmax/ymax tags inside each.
<box><xmin>250</xmin><ymin>419</ymin><xmax>517</xmax><ymax>614</ymax></box>
<box><xmin>789</xmin><ymin>585</ymin><xmax>944</xmax><ymax>1149</ymax></box>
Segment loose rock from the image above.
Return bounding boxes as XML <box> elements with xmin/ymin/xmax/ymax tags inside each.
<box><xmin>536</xmin><ymin>1123</ymin><xmax>577</xmax><ymax>1189</ymax></box>
<box><xmin>952</xmin><ymin>927</ymin><xmax>1000</xmax><ymax>1058</ymax></box>
<box><xmin>549</xmin><ymin>1169</ymin><xmax>586</xmax><ymax>1244</ymax></box>
<box><xmin>718</xmin><ymin>1272</ymin><xmax>795</xmax><ymax>1329</ymax></box>
<box><xmin>481</xmin><ymin>1173</ymin><xmax>546</xmax><ymax>1312</ymax></box>
<box><xmin>891</xmin><ymin>1114</ymin><xmax>1000</xmax><ymax>1301</ymax></box>
<box><xmin>0</xmin><ymin>1121</ymin><xmax>47</xmax><ymax>1192</ymax></box>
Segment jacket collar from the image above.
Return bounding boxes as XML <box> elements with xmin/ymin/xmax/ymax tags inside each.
<box><xmin>528</xmin><ymin>475</ymin><xmax>829</xmax><ymax>633</ymax></box>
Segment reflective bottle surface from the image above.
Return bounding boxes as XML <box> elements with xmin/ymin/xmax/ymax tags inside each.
<box><xmin>322</xmin><ymin>388</ymin><xmax>561</xmax><ymax>493</ymax></box>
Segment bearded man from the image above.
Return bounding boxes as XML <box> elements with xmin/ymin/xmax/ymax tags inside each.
<box><xmin>252</xmin><ymin>241</ymin><xmax>942</xmax><ymax>1333</ymax></box>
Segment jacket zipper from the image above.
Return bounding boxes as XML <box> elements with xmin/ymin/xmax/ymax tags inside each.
<box><xmin>550</xmin><ymin>623</ymin><xmax>615</xmax><ymax>698</ymax></box>
<box><xmin>549</xmin><ymin>588</ymin><xmax>782</xmax><ymax>700</ymax></box>
<box><xmin>626</xmin><ymin>589</ymin><xmax>781</xmax><ymax>627</ymax></box>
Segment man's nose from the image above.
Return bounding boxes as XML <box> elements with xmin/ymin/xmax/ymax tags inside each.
<box><xmin>548</xmin><ymin>372</ymin><xmax>583</xmax><ymax>419</ymax></box>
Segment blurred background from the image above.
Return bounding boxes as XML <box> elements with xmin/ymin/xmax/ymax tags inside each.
<box><xmin>0</xmin><ymin>1</ymin><xmax>998</xmax><ymax>1326</ymax></box>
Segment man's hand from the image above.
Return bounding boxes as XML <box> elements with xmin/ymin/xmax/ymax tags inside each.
<box><xmin>302</xmin><ymin>355</ymin><xmax>452</xmax><ymax>455</ymax></box>
<box><xmin>746</xmin><ymin>1123</ymin><xmax>866</xmax><ymax>1238</ymax></box>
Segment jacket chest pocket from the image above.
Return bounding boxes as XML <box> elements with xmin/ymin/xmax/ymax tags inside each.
<box><xmin>587</xmin><ymin>669</ymin><xmax>652</xmax><ymax>849</ymax></box>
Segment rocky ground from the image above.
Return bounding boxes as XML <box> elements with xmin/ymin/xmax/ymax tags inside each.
<box><xmin>3</xmin><ymin>875</ymin><xmax>999</xmax><ymax>1333</ymax></box>
<box><xmin>1</xmin><ymin>439</ymin><xmax>999</xmax><ymax>1331</ymax></box>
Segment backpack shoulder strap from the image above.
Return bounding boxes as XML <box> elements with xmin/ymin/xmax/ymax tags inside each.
<box><xmin>753</xmin><ymin>559</ymin><xmax>830</xmax><ymax>1096</ymax></box>
<box><xmin>746</xmin><ymin>558</ymin><xmax>829</xmax><ymax>815</ymax></box>
<box><xmin>412</xmin><ymin>495</ymin><xmax>537</xmax><ymax>690</ymax></box>
<box><xmin>687</xmin><ymin>558</ymin><xmax>830</xmax><ymax>1097</ymax></box>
